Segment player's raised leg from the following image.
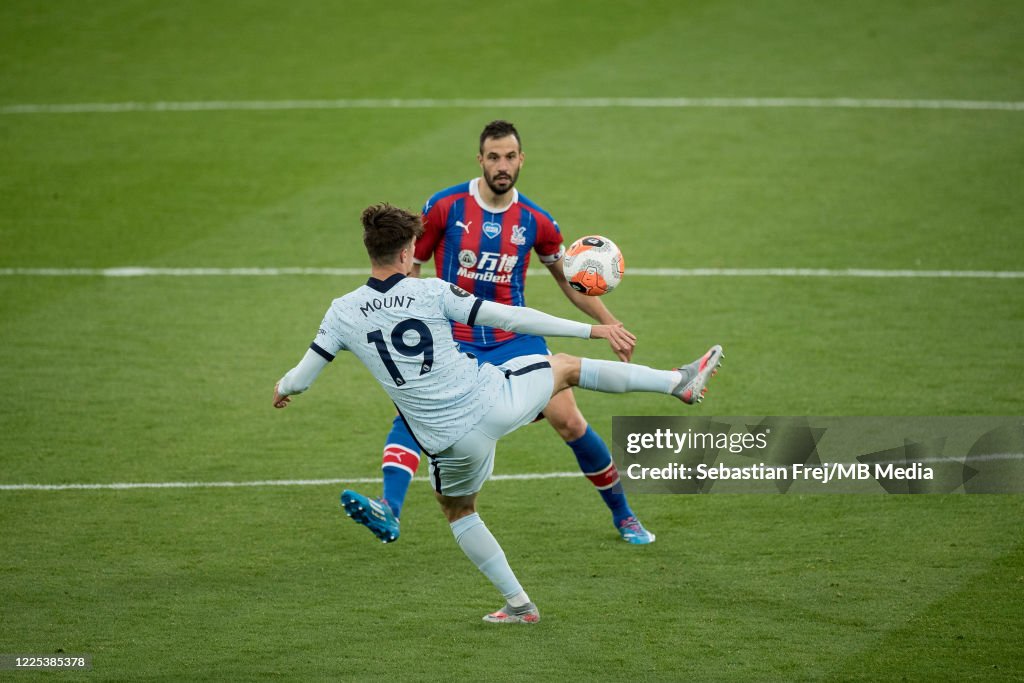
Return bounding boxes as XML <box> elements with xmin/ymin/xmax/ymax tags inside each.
<box><xmin>542</xmin><ymin>390</ymin><xmax>655</xmax><ymax>544</ymax></box>
<box><xmin>553</xmin><ymin>345</ymin><xmax>724</xmax><ymax>404</ymax></box>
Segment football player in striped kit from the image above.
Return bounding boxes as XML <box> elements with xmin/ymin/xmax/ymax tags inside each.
<box><xmin>375</xmin><ymin>121</ymin><xmax>656</xmax><ymax>545</ymax></box>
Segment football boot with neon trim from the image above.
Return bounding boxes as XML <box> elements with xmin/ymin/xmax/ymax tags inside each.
<box><xmin>672</xmin><ymin>345</ymin><xmax>724</xmax><ymax>405</ymax></box>
<box><xmin>482</xmin><ymin>602</ymin><xmax>540</xmax><ymax>624</ymax></box>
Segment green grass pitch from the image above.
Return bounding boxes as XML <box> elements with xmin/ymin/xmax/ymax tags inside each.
<box><xmin>1</xmin><ymin>0</ymin><xmax>1022</xmax><ymax>680</ymax></box>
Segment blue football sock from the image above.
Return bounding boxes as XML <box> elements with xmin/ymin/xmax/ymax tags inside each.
<box><xmin>381</xmin><ymin>415</ymin><xmax>421</xmax><ymax>519</ymax></box>
<box><xmin>567</xmin><ymin>426</ymin><xmax>634</xmax><ymax>525</ymax></box>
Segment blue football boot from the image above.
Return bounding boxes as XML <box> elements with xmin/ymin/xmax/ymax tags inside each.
<box><xmin>617</xmin><ymin>516</ymin><xmax>656</xmax><ymax>544</ymax></box>
<box><xmin>340</xmin><ymin>489</ymin><xmax>400</xmax><ymax>543</ymax></box>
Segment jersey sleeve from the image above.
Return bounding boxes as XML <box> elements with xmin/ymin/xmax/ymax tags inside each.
<box><xmin>534</xmin><ymin>213</ymin><xmax>564</xmax><ymax>265</ymax></box>
<box><xmin>278</xmin><ymin>303</ymin><xmax>347</xmax><ymax>397</ymax></box>
<box><xmin>472</xmin><ymin>299</ymin><xmax>591</xmax><ymax>339</ymax></box>
<box><xmin>311</xmin><ymin>304</ymin><xmax>348</xmax><ymax>360</ymax></box>
<box><xmin>436</xmin><ymin>279</ymin><xmax>484</xmax><ymax>325</ymax></box>
<box><xmin>414</xmin><ymin>195</ymin><xmax>447</xmax><ymax>264</ymax></box>
<box><xmin>277</xmin><ymin>348</ymin><xmax>330</xmax><ymax>396</ymax></box>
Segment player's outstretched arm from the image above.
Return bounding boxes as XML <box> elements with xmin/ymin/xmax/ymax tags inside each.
<box><xmin>471</xmin><ymin>299</ymin><xmax>636</xmax><ymax>358</ymax></box>
<box><xmin>273</xmin><ymin>348</ymin><xmax>330</xmax><ymax>408</ymax></box>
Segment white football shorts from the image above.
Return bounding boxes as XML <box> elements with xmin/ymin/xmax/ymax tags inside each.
<box><xmin>428</xmin><ymin>354</ymin><xmax>554</xmax><ymax>497</ymax></box>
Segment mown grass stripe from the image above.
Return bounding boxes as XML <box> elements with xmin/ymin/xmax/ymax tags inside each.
<box><xmin>2</xmin><ymin>97</ymin><xmax>1022</xmax><ymax>115</ymax></box>
<box><xmin>1</xmin><ymin>267</ymin><xmax>1022</xmax><ymax>279</ymax></box>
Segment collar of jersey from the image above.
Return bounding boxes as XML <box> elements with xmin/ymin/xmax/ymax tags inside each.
<box><xmin>366</xmin><ymin>273</ymin><xmax>406</xmax><ymax>293</ymax></box>
<box><xmin>470</xmin><ymin>177</ymin><xmax>518</xmax><ymax>213</ymax></box>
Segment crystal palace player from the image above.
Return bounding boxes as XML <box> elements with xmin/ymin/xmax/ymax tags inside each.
<box><xmin>369</xmin><ymin>120</ymin><xmax>655</xmax><ymax>545</ymax></box>
<box><xmin>273</xmin><ymin>203</ymin><xmax>723</xmax><ymax>622</ymax></box>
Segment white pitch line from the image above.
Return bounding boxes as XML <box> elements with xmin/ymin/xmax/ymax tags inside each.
<box><xmin>628</xmin><ymin>267</ymin><xmax>1024</xmax><ymax>279</ymax></box>
<box><xmin>0</xmin><ymin>267</ymin><xmax>368</xmax><ymax>277</ymax></box>
<box><xmin>3</xmin><ymin>454</ymin><xmax>1020</xmax><ymax>492</ymax></box>
<box><xmin>0</xmin><ymin>471</ymin><xmax>581</xmax><ymax>492</ymax></box>
<box><xmin>1</xmin><ymin>97</ymin><xmax>1023</xmax><ymax>115</ymax></box>
<box><xmin>1</xmin><ymin>267</ymin><xmax>1022</xmax><ymax>280</ymax></box>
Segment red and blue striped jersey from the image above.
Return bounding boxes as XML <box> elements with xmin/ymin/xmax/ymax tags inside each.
<box><xmin>414</xmin><ymin>178</ymin><xmax>564</xmax><ymax>347</ymax></box>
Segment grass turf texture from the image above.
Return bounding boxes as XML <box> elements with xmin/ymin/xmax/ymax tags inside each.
<box><xmin>1</xmin><ymin>0</ymin><xmax>1023</xmax><ymax>680</ymax></box>
<box><xmin>4</xmin><ymin>490</ymin><xmax>1022</xmax><ymax>680</ymax></box>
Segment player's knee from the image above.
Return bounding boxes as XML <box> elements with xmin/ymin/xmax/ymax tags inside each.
<box><xmin>435</xmin><ymin>493</ymin><xmax>476</xmax><ymax>523</ymax></box>
<box><xmin>543</xmin><ymin>386</ymin><xmax>588</xmax><ymax>441</ymax></box>
<box><xmin>549</xmin><ymin>353</ymin><xmax>581</xmax><ymax>389</ymax></box>
<box><xmin>551</xmin><ymin>411</ymin><xmax>588</xmax><ymax>442</ymax></box>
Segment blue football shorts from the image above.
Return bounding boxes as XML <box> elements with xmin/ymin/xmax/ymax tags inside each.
<box><xmin>457</xmin><ymin>333</ymin><xmax>551</xmax><ymax>366</ymax></box>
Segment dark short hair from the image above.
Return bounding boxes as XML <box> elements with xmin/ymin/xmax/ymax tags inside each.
<box><xmin>360</xmin><ymin>203</ymin><xmax>424</xmax><ymax>265</ymax></box>
<box><xmin>479</xmin><ymin>120</ymin><xmax>521</xmax><ymax>153</ymax></box>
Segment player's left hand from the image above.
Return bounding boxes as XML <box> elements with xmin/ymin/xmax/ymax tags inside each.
<box><xmin>273</xmin><ymin>382</ymin><xmax>291</xmax><ymax>409</ymax></box>
<box><xmin>591</xmin><ymin>323</ymin><xmax>636</xmax><ymax>362</ymax></box>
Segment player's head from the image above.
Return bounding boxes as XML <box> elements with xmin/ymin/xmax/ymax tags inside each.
<box><xmin>478</xmin><ymin>119</ymin><xmax>524</xmax><ymax>196</ymax></box>
<box><xmin>361</xmin><ymin>203</ymin><xmax>424</xmax><ymax>267</ymax></box>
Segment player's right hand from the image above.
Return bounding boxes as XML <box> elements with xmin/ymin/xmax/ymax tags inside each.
<box><xmin>591</xmin><ymin>323</ymin><xmax>636</xmax><ymax>362</ymax></box>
